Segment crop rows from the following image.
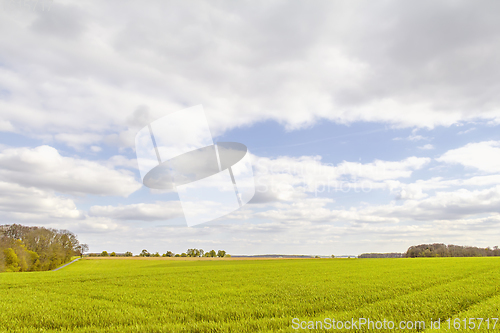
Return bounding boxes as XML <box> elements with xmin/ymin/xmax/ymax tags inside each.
<box><xmin>0</xmin><ymin>257</ymin><xmax>499</xmax><ymax>332</ymax></box>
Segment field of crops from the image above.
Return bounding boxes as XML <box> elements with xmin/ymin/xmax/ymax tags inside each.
<box><xmin>0</xmin><ymin>257</ymin><xmax>499</xmax><ymax>332</ymax></box>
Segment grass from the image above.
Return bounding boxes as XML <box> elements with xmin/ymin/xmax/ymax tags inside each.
<box><xmin>0</xmin><ymin>257</ymin><xmax>499</xmax><ymax>332</ymax></box>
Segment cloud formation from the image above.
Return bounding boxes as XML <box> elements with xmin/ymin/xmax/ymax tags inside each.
<box><xmin>1</xmin><ymin>1</ymin><xmax>500</xmax><ymax>254</ymax></box>
<box><xmin>437</xmin><ymin>141</ymin><xmax>500</xmax><ymax>173</ymax></box>
<box><xmin>0</xmin><ymin>145</ymin><xmax>141</xmax><ymax>196</ymax></box>
<box><xmin>1</xmin><ymin>1</ymin><xmax>500</xmax><ymax>151</ymax></box>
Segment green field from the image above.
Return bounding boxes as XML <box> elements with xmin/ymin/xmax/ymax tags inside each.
<box><xmin>0</xmin><ymin>257</ymin><xmax>499</xmax><ymax>332</ymax></box>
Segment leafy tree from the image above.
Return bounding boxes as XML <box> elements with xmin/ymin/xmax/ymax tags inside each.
<box><xmin>124</xmin><ymin>251</ymin><xmax>133</xmax><ymax>257</ymax></box>
<box><xmin>3</xmin><ymin>248</ymin><xmax>20</xmax><ymax>272</ymax></box>
<box><xmin>180</xmin><ymin>253</ymin><xmax>187</xmax><ymax>257</ymax></box>
<box><xmin>110</xmin><ymin>252</ymin><xmax>116</xmax><ymax>257</ymax></box>
<box><xmin>27</xmin><ymin>250</ymin><xmax>40</xmax><ymax>270</ymax></box>
<box><xmin>208</xmin><ymin>250</ymin><xmax>217</xmax><ymax>257</ymax></box>
<box><xmin>162</xmin><ymin>251</ymin><xmax>174</xmax><ymax>257</ymax></box>
<box><xmin>217</xmin><ymin>250</ymin><xmax>226</xmax><ymax>258</ymax></box>
<box><xmin>100</xmin><ymin>251</ymin><xmax>108</xmax><ymax>257</ymax></box>
<box><xmin>139</xmin><ymin>249</ymin><xmax>150</xmax><ymax>257</ymax></box>
<box><xmin>153</xmin><ymin>252</ymin><xmax>160</xmax><ymax>257</ymax></box>
<box><xmin>1</xmin><ymin>224</ymin><xmax>85</xmax><ymax>272</ymax></box>
<box><xmin>174</xmin><ymin>254</ymin><xmax>181</xmax><ymax>257</ymax></box>
<box><xmin>187</xmin><ymin>248</ymin><xmax>201</xmax><ymax>257</ymax></box>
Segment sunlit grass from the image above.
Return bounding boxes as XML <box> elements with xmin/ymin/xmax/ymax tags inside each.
<box><xmin>0</xmin><ymin>257</ymin><xmax>499</xmax><ymax>332</ymax></box>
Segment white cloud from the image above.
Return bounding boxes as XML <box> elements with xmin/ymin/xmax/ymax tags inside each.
<box><xmin>408</xmin><ymin>134</ymin><xmax>428</xmax><ymax>142</ymax></box>
<box><xmin>54</xmin><ymin>133</ymin><xmax>103</xmax><ymax>151</ymax></box>
<box><xmin>337</xmin><ymin>157</ymin><xmax>430</xmax><ymax>181</ymax></box>
<box><xmin>0</xmin><ymin>180</ymin><xmax>125</xmax><ymax>233</ymax></box>
<box><xmin>364</xmin><ymin>185</ymin><xmax>500</xmax><ymax>221</ymax></box>
<box><xmin>104</xmin><ymin>155</ymin><xmax>139</xmax><ymax>169</ymax></box>
<box><xmin>0</xmin><ymin>145</ymin><xmax>142</xmax><ymax>196</ymax></box>
<box><xmin>0</xmin><ymin>181</ymin><xmax>82</xmax><ymax>220</ymax></box>
<box><xmin>388</xmin><ymin>175</ymin><xmax>500</xmax><ymax>195</ymax></box>
<box><xmin>418</xmin><ymin>144</ymin><xmax>434</xmax><ymax>150</ymax></box>
<box><xmin>0</xmin><ymin>120</ymin><xmax>14</xmax><ymax>132</ymax></box>
<box><xmin>74</xmin><ymin>217</ymin><xmax>122</xmax><ymax>233</ymax></box>
<box><xmin>393</xmin><ymin>134</ymin><xmax>431</xmax><ymax>142</ymax></box>
<box><xmin>458</xmin><ymin>127</ymin><xmax>476</xmax><ymax>135</ymax></box>
<box><xmin>39</xmin><ymin>216</ymin><xmax>123</xmax><ymax>234</ymax></box>
<box><xmin>252</xmin><ymin>154</ymin><xmax>430</xmax><ymax>202</ymax></box>
<box><xmin>437</xmin><ymin>141</ymin><xmax>500</xmax><ymax>173</ymax></box>
<box><xmin>243</xmin><ymin>183</ymin><xmax>500</xmax><ymax>231</ymax></box>
<box><xmin>89</xmin><ymin>201</ymin><xmax>183</xmax><ymax>221</ymax></box>
<box><xmin>254</xmin><ymin>197</ymin><xmax>400</xmax><ymax>224</ymax></box>
<box><xmin>394</xmin><ymin>184</ymin><xmax>428</xmax><ymax>200</ymax></box>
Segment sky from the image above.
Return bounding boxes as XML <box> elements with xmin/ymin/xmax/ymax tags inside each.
<box><xmin>1</xmin><ymin>0</ymin><xmax>500</xmax><ymax>256</ymax></box>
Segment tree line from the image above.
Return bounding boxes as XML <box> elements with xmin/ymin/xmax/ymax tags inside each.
<box><xmin>0</xmin><ymin>224</ymin><xmax>88</xmax><ymax>273</ymax></box>
<box><xmin>88</xmin><ymin>248</ymin><xmax>229</xmax><ymax>258</ymax></box>
<box><xmin>360</xmin><ymin>244</ymin><xmax>500</xmax><ymax>258</ymax></box>
<box><xmin>405</xmin><ymin>243</ymin><xmax>500</xmax><ymax>257</ymax></box>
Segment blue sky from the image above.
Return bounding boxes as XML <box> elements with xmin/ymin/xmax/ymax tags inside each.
<box><xmin>1</xmin><ymin>0</ymin><xmax>500</xmax><ymax>255</ymax></box>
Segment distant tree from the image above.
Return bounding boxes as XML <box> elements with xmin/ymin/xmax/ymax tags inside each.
<box><xmin>153</xmin><ymin>252</ymin><xmax>160</xmax><ymax>257</ymax></box>
<box><xmin>110</xmin><ymin>252</ymin><xmax>116</xmax><ymax>257</ymax></box>
<box><xmin>174</xmin><ymin>254</ymin><xmax>181</xmax><ymax>257</ymax></box>
<box><xmin>76</xmin><ymin>244</ymin><xmax>89</xmax><ymax>258</ymax></box>
<box><xmin>217</xmin><ymin>250</ymin><xmax>226</xmax><ymax>258</ymax></box>
<box><xmin>358</xmin><ymin>253</ymin><xmax>403</xmax><ymax>259</ymax></box>
<box><xmin>187</xmin><ymin>248</ymin><xmax>201</xmax><ymax>257</ymax></box>
<box><xmin>421</xmin><ymin>249</ymin><xmax>433</xmax><ymax>257</ymax></box>
<box><xmin>331</xmin><ymin>255</ymin><xmax>335</xmax><ymax>258</ymax></box>
<box><xmin>180</xmin><ymin>253</ymin><xmax>187</xmax><ymax>257</ymax></box>
<box><xmin>208</xmin><ymin>250</ymin><xmax>217</xmax><ymax>257</ymax></box>
<box><xmin>139</xmin><ymin>249</ymin><xmax>150</xmax><ymax>257</ymax></box>
<box><xmin>162</xmin><ymin>251</ymin><xmax>174</xmax><ymax>257</ymax></box>
<box><xmin>124</xmin><ymin>251</ymin><xmax>133</xmax><ymax>257</ymax></box>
